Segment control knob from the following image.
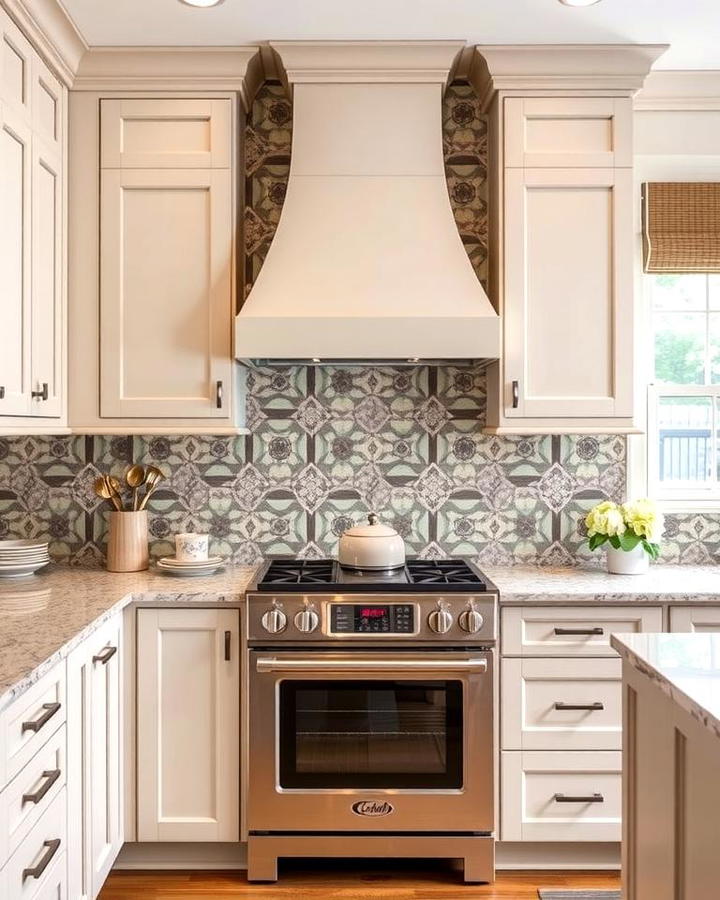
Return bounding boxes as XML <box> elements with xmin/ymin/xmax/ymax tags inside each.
<box><xmin>261</xmin><ymin>600</ymin><xmax>287</xmax><ymax>634</ymax></box>
<box><xmin>459</xmin><ymin>602</ymin><xmax>484</xmax><ymax>634</ymax></box>
<box><xmin>294</xmin><ymin>602</ymin><xmax>319</xmax><ymax>634</ymax></box>
<box><xmin>428</xmin><ymin>601</ymin><xmax>453</xmax><ymax>635</ymax></box>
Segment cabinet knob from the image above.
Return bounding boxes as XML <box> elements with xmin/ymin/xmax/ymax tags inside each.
<box><xmin>511</xmin><ymin>380</ymin><xmax>519</xmax><ymax>409</ymax></box>
<box><xmin>32</xmin><ymin>382</ymin><xmax>49</xmax><ymax>401</ymax></box>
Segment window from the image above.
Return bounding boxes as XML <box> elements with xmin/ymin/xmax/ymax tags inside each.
<box><xmin>648</xmin><ymin>273</ymin><xmax>720</xmax><ymax>503</ymax></box>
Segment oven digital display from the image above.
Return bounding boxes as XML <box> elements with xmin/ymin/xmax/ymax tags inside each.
<box><xmin>331</xmin><ymin>603</ymin><xmax>414</xmax><ymax>634</ymax></box>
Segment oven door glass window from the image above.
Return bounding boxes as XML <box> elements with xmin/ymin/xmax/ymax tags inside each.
<box><xmin>279</xmin><ymin>679</ymin><xmax>463</xmax><ymax>789</ymax></box>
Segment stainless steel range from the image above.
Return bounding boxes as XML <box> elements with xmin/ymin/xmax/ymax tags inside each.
<box><xmin>246</xmin><ymin>558</ymin><xmax>498</xmax><ymax>883</ymax></box>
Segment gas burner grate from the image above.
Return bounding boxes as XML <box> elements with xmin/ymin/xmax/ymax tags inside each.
<box><xmin>406</xmin><ymin>560</ymin><xmax>485</xmax><ymax>587</ymax></box>
<box><xmin>261</xmin><ymin>559</ymin><xmax>337</xmax><ymax>586</ymax></box>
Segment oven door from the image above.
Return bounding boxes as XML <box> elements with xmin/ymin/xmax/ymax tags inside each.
<box><xmin>248</xmin><ymin>650</ymin><xmax>494</xmax><ymax>833</ymax></box>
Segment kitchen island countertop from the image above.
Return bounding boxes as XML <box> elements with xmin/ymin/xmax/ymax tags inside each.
<box><xmin>612</xmin><ymin>631</ymin><xmax>720</xmax><ymax>742</ymax></box>
<box><xmin>0</xmin><ymin>564</ymin><xmax>258</xmax><ymax>710</ymax></box>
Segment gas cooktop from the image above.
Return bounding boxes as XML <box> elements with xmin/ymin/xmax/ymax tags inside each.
<box><xmin>255</xmin><ymin>558</ymin><xmax>492</xmax><ymax>594</ymax></box>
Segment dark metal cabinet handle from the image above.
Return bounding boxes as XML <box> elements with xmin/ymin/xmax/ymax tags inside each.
<box><xmin>554</xmin><ymin>793</ymin><xmax>604</xmax><ymax>804</ymax></box>
<box><xmin>554</xmin><ymin>701</ymin><xmax>605</xmax><ymax>712</ymax></box>
<box><xmin>22</xmin><ymin>702</ymin><xmax>61</xmax><ymax>734</ymax></box>
<box><xmin>224</xmin><ymin>630</ymin><xmax>231</xmax><ymax>661</ymax></box>
<box><xmin>511</xmin><ymin>379</ymin><xmax>519</xmax><ymax>409</ymax></box>
<box><xmin>216</xmin><ymin>380</ymin><xmax>223</xmax><ymax>409</ymax></box>
<box><xmin>0</xmin><ymin>386</ymin><xmax>5</xmax><ymax>399</ymax></box>
<box><xmin>22</xmin><ymin>838</ymin><xmax>60</xmax><ymax>881</ymax></box>
<box><xmin>23</xmin><ymin>769</ymin><xmax>61</xmax><ymax>805</ymax></box>
<box><xmin>31</xmin><ymin>382</ymin><xmax>49</xmax><ymax>401</ymax></box>
<box><xmin>92</xmin><ymin>645</ymin><xmax>117</xmax><ymax>665</ymax></box>
<box><xmin>554</xmin><ymin>627</ymin><xmax>604</xmax><ymax>636</ymax></box>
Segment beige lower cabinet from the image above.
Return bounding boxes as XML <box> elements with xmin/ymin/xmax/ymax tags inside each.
<box><xmin>67</xmin><ymin>615</ymin><xmax>123</xmax><ymax>900</ymax></box>
<box><xmin>2</xmin><ymin>788</ymin><xmax>67</xmax><ymax>900</ymax></box>
<box><xmin>501</xmin><ymin>657</ymin><xmax>622</xmax><ymax>751</ymax></box>
<box><xmin>501</xmin><ymin>750</ymin><xmax>622</xmax><ymax>842</ymax></box>
<box><xmin>136</xmin><ymin>608</ymin><xmax>240</xmax><ymax>842</ymax></box>
<box><xmin>669</xmin><ymin>606</ymin><xmax>720</xmax><ymax>632</ymax></box>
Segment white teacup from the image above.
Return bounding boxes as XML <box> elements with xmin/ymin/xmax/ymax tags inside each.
<box><xmin>175</xmin><ymin>533</ymin><xmax>209</xmax><ymax>562</ymax></box>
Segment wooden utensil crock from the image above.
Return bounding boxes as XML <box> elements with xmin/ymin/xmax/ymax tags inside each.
<box><xmin>107</xmin><ymin>510</ymin><xmax>149</xmax><ymax>572</ymax></box>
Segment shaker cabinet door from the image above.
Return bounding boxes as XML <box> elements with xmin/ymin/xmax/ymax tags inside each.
<box><xmin>503</xmin><ymin>167</ymin><xmax>633</xmax><ymax>420</ymax></box>
<box><xmin>100</xmin><ymin>168</ymin><xmax>233</xmax><ymax>418</ymax></box>
<box><xmin>136</xmin><ymin>608</ymin><xmax>240</xmax><ymax>842</ymax></box>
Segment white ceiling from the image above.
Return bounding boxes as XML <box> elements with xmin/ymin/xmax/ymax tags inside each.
<box><xmin>61</xmin><ymin>0</ymin><xmax>719</xmax><ymax>70</ymax></box>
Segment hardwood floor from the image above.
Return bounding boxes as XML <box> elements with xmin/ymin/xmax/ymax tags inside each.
<box><xmin>100</xmin><ymin>863</ymin><xmax>620</xmax><ymax>899</ymax></box>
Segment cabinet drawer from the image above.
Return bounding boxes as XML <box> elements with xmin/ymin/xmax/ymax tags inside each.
<box><xmin>502</xmin><ymin>606</ymin><xmax>663</xmax><ymax>657</ymax></box>
<box><xmin>3</xmin><ymin>787</ymin><xmax>66</xmax><ymax>900</ymax></box>
<box><xmin>670</xmin><ymin>606</ymin><xmax>720</xmax><ymax>632</ymax></box>
<box><xmin>501</xmin><ymin>750</ymin><xmax>621</xmax><ymax>842</ymax></box>
<box><xmin>502</xmin><ymin>658</ymin><xmax>621</xmax><ymax>751</ymax></box>
<box><xmin>0</xmin><ymin>725</ymin><xmax>65</xmax><ymax>865</ymax></box>
<box><xmin>504</xmin><ymin>97</ymin><xmax>632</xmax><ymax>167</ymax></box>
<box><xmin>0</xmin><ymin>665</ymin><xmax>66</xmax><ymax>787</ymax></box>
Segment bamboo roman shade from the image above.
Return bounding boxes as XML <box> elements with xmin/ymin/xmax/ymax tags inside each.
<box><xmin>642</xmin><ymin>182</ymin><xmax>720</xmax><ymax>273</ymax></box>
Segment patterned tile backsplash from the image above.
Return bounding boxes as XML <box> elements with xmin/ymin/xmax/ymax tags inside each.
<box><xmin>0</xmin><ymin>81</ymin><xmax>714</xmax><ymax>567</ymax></box>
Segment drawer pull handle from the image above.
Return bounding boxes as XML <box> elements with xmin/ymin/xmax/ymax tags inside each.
<box><xmin>554</xmin><ymin>627</ymin><xmax>604</xmax><ymax>636</ymax></box>
<box><xmin>21</xmin><ymin>702</ymin><xmax>61</xmax><ymax>734</ymax></box>
<box><xmin>511</xmin><ymin>379</ymin><xmax>519</xmax><ymax>409</ymax></box>
<box><xmin>216</xmin><ymin>379</ymin><xmax>223</xmax><ymax>409</ymax></box>
<box><xmin>22</xmin><ymin>838</ymin><xmax>61</xmax><ymax>881</ymax></box>
<box><xmin>31</xmin><ymin>382</ymin><xmax>49</xmax><ymax>401</ymax></box>
<box><xmin>554</xmin><ymin>793</ymin><xmax>604</xmax><ymax>804</ymax></box>
<box><xmin>554</xmin><ymin>701</ymin><xmax>605</xmax><ymax>711</ymax></box>
<box><xmin>22</xmin><ymin>768</ymin><xmax>61</xmax><ymax>805</ymax></box>
<box><xmin>224</xmin><ymin>630</ymin><xmax>231</xmax><ymax>661</ymax></box>
<box><xmin>92</xmin><ymin>645</ymin><xmax>117</xmax><ymax>665</ymax></box>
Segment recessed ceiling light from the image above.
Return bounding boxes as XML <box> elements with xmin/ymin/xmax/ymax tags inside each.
<box><xmin>558</xmin><ymin>0</ymin><xmax>602</xmax><ymax>5</ymax></box>
<box><xmin>178</xmin><ymin>0</ymin><xmax>225</xmax><ymax>7</ymax></box>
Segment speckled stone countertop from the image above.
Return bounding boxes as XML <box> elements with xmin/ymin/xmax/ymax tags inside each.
<box><xmin>0</xmin><ymin>564</ymin><xmax>258</xmax><ymax>710</ymax></box>
<box><xmin>611</xmin><ymin>633</ymin><xmax>720</xmax><ymax>740</ymax></box>
<box><xmin>487</xmin><ymin>564</ymin><xmax>720</xmax><ymax>604</ymax></box>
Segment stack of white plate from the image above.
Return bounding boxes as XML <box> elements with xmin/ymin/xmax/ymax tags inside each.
<box><xmin>0</xmin><ymin>540</ymin><xmax>51</xmax><ymax>578</ymax></box>
<box><xmin>157</xmin><ymin>556</ymin><xmax>224</xmax><ymax>577</ymax></box>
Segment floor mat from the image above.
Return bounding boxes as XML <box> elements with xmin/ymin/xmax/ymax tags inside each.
<box><xmin>538</xmin><ymin>892</ymin><xmax>621</xmax><ymax>900</ymax></box>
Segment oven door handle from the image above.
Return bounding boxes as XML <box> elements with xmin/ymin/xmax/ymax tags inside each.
<box><xmin>255</xmin><ymin>657</ymin><xmax>488</xmax><ymax>674</ymax></box>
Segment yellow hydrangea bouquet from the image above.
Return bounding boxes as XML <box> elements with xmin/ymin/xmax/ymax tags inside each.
<box><xmin>585</xmin><ymin>498</ymin><xmax>664</xmax><ymax>561</ymax></box>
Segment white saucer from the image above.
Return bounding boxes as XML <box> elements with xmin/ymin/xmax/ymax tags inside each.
<box><xmin>158</xmin><ymin>556</ymin><xmax>223</xmax><ymax>568</ymax></box>
<box><xmin>156</xmin><ymin>561</ymin><xmax>224</xmax><ymax>578</ymax></box>
<box><xmin>0</xmin><ymin>560</ymin><xmax>50</xmax><ymax>578</ymax></box>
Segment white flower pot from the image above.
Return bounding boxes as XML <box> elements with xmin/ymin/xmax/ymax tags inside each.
<box><xmin>606</xmin><ymin>543</ymin><xmax>649</xmax><ymax>576</ymax></box>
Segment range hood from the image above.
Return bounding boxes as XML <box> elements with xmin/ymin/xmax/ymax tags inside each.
<box><xmin>235</xmin><ymin>41</ymin><xmax>501</xmax><ymax>366</ymax></box>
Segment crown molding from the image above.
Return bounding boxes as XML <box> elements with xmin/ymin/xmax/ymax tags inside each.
<box><xmin>270</xmin><ymin>41</ymin><xmax>466</xmax><ymax>84</ymax></box>
<box><xmin>469</xmin><ymin>43</ymin><xmax>669</xmax><ymax>109</ymax></box>
<box><xmin>635</xmin><ymin>70</ymin><xmax>720</xmax><ymax>110</ymax></box>
<box><xmin>1</xmin><ymin>0</ymin><xmax>86</xmax><ymax>86</ymax></box>
<box><xmin>73</xmin><ymin>46</ymin><xmax>263</xmax><ymax>108</ymax></box>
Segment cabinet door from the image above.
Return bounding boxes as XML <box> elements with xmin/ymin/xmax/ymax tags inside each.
<box><xmin>31</xmin><ymin>56</ymin><xmax>62</xmax><ymax>157</ymax></box>
<box><xmin>137</xmin><ymin>608</ymin><xmax>239</xmax><ymax>841</ymax></box>
<box><xmin>101</xmin><ymin>98</ymin><xmax>231</xmax><ymax>169</ymax></box>
<box><xmin>67</xmin><ymin>616</ymin><xmax>123</xmax><ymax>900</ymax></box>
<box><xmin>0</xmin><ymin>8</ymin><xmax>33</xmax><ymax>122</ymax></box>
<box><xmin>504</xmin><ymin>97</ymin><xmax>632</xmax><ymax>168</ymax></box>
<box><xmin>100</xmin><ymin>168</ymin><xmax>233</xmax><ymax>418</ymax></box>
<box><xmin>670</xmin><ymin>606</ymin><xmax>720</xmax><ymax>632</ymax></box>
<box><xmin>0</xmin><ymin>104</ymin><xmax>32</xmax><ymax>416</ymax></box>
<box><xmin>504</xmin><ymin>167</ymin><xmax>633</xmax><ymax>419</ymax></box>
<box><xmin>30</xmin><ymin>140</ymin><xmax>63</xmax><ymax>417</ymax></box>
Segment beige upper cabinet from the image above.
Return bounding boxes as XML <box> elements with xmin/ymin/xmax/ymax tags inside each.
<box><xmin>99</xmin><ymin>98</ymin><xmax>234</xmax><ymax>421</ymax></box>
<box><xmin>485</xmin><ymin>94</ymin><xmax>636</xmax><ymax>433</ymax></box>
<box><xmin>0</xmin><ymin>9</ymin><xmax>64</xmax><ymax>424</ymax></box>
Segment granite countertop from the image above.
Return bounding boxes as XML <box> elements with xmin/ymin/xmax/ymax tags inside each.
<box><xmin>611</xmin><ymin>632</ymin><xmax>720</xmax><ymax>740</ymax></box>
<box><xmin>487</xmin><ymin>564</ymin><xmax>720</xmax><ymax>604</ymax></box>
<box><xmin>0</xmin><ymin>564</ymin><xmax>258</xmax><ymax>710</ymax></box>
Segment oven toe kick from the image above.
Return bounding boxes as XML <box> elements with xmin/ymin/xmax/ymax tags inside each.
<box><xmin>246</xmin><ymin>833</ymin><xmax>495</xmax><ymax>884</ymax></box>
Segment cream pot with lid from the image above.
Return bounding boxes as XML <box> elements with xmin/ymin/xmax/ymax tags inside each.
<box><xmin>337</xmin><ymin>513</ymin><xmax>406</xmax><ymax>571</ymax></box>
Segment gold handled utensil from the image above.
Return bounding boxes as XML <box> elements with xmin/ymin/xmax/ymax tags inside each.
<box><xmin>94</xmin><ymin>476</ymin><xmax>123</xmax><ymax>511</ymax></box>
<box><xmin>138</xmin><ymin>465</ymin><xmax>165</xmax><ymax>511</ymax></box>
<box><xmin>126</xmin><ymin>464</ymin><xmax>146</xmax><ymax>511</ymax></box>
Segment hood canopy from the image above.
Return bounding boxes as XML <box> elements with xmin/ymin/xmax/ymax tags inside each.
<box><xmin>235</xmin><ymin>41</ymin><xmax>500</xmax><ymax>366</ymax></box>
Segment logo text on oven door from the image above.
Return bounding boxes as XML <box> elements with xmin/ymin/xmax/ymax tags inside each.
<box><xmin>351</xmin><ymin>800</ymin><xmax>394</xmax><ymax>817</ymax></box>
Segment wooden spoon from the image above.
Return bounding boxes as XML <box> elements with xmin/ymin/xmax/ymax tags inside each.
<box><xmin>138</xmin><ymin>465</ymin><xmax>165</xmax><ymax>511</ymax></box>
<box><xmin>126</xmin><ymin>464</ymin><xmax>146</xmax><ymax>511</ymax></box>
<box><xmin>94</xmin><ymin>476</ymin><xmax>123</xmax><ymax>511</ymax></box>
